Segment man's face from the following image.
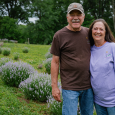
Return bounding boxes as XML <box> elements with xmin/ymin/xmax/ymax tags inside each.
<box><xmin>67</xmin><ymin>10</ymin><xmax>85</xmax><ymax>31</ymax></box>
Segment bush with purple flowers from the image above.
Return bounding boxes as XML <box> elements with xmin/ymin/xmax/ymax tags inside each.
<box><xmin>19</xmin><ymin>73</ymin><xmax>52</xmax><ymax>102</ymax></box>
<box><xmin>2</xmin><ymin>47</ymin><xmax>11</xmax><ymax>56</ymax></box>
<box><xmin>45</xmin><ymin>52</ymin><xmax>52</xmax><ymax>59</ymax></box>
<box><xmin>47</xmin><ymin>82</ymin><xmax>62</xmax><ymax>115</ymax></box>
<box><xmin>13</xmin><ymin>52</ymin><xmax>19</xmax><ymax>60</ymax></box>
<box><xmin>22</xmin><ymin>47</ymin><xmax>29</xmax><ymax>53</ymax></box>
<box><xmin>0</xmin><ymin>47</ymin><xmax>2</xmax><ymax>54</ymax></box>
<box><xmin>0</xmin><ymin>57</ymin><xmax>11</xmax><ymax>67</ymax></box>
<box><xmin>1</xmin><ymin>61</ymin><xmax>36</xmax><ymax>87</ymax></box>
<box><xmin>44</xmin><ymin>58</ymin><xmax>52</xmax><ymax>74</ymax></box>
<box><xmin>47</xmin><ymin>81</ymin><xmax>81</xmax><ymax>115</ymax></box>
<box><xmin>0</xmin><ymin>57</ymin><xmax>11</xmax><ymax>74</ymax></box>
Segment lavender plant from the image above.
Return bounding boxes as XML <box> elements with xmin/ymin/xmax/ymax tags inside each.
<box><xmin>22</xmin><ymin>47</ymin><xmax>29</xmax><ymax>53</ymax></box>
<box><xmin>0</xmin><ymin>57</ymin><xmax>11</xmax><ymax>67</ymax></box>
<box><xmin>44</xmin><ymin>58</ymin><xmax>52</xmax><ymax>74</ymax></box>
<box><xmin>0</xmin><ymin>57</ymin><xmax>11</xmax><ymax>75</ymax></box>
<box><xmin>45</xmin><ymin>47</ymin><xmax>52</xmax><ymax>59</ymax></box>
<box><xmin>19</xmin><ymin>73</ymin><xmax>52</xmax><ymax>102</ymax></box>
<box><xmin>1</xmin><ymin>61</ymin><xmax>36</xmax><ymax>87</ymax></box>
<box><xmin>45</xmin><ymin>52</ymin><xmax>52</xmax><ymax>59</ymax></box>
<box><xmin>47</xmin><ymin>82</ymin><xmax>62</xmax><ymax>115</ymax></box>
<box><xmin>2</xmin><ymin>47</ymin><xmax>11</xmax><ymax>56</ymax></box>
<box><xmin>47</xmin><ymin>82</ymin><xmax>81</xmax><ymax>115</ymax></box>
<box><xmin>0</xmin><ymin>47</ymin><xmax>2</xmax><ymax>54</ymax></box>
<box><xmin>13</xmin><ymin>52</ymin><xmax>19</xmax><ymax>60</ymax></box>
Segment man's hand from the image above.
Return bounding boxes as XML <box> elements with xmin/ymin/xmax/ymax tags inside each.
<box><xmin>52</xmin><ymin>87</ymin><xmax>62</xmax><ymax>102</ymax></box>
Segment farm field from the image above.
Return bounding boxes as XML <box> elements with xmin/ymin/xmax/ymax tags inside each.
<box><xmin>0</xmin><ymin>43</ymin><xmax>51</xmax><ymax>72</ymax></box>
<box><xmin>0</xmin><ymin>43</ymin><xmax>96</xmax><ymax>115</ymax></box>
<box><xmin>0</xmin><ymin>43</ymin><xmax>51</xmax><ymax>115</ymax></box>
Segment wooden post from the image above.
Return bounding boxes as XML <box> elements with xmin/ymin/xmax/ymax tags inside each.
<box><xmin>28</xmin><ymin>38</ymin><xmax>29</xmax><ymax>44</ymax></box>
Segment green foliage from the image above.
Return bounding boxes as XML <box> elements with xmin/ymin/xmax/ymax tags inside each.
<box><xmin>0</xmin><ymin>47</ymin><xmax>2</xmax><ymax>54</ymax></box>
<box><xmin>83</xmin><ymin>0</ymin><xmax>114</xmax><ymax>31</ymax></box>
<box><xmin>48</xmin><ymin>99</ymin><xmax>63</xmax><ymax>115</ymax></box>
<box><xmin>47</xmin><ymin>81</ymin><xmax>62</xmax><ymax>115</ymax></box>
<box><xmin>45</xmin><ymin>52</ymin><xmax>52</xmax><ymax>59</ymax></box>
<box><xmin>1</xmin><ymin>61</ymin><xmax>36</xmax><ymax>87</ymax></box>
<box><xmin>0</xmin><ymin>0</ymin><xmax>30</xmax><ymax>23</ymax></box>
<box><xmin>26</xmin><ymin>0</ymin><xmax>59</xmax><ymax>44</ymax></box>
<box><xmin>0</xmin><ymin>78</ymin><xmax>50</xmax><ymax>115</ymax></box>
<box><xmin>0</xmin><ymin>58</ymin><xmax>11</xmax><ymax>67</ymax></box>
<box><xmin>0</xmin><ymin>57</ymin><xmax>11</xmax><ymax>75</ymax></box>
<box><xmin>19</xmin><ymin>73</ymin><xmax>52</xmax><ymax>102</ymax></box>
<box><xmin>17</xmin><ymin>25</ymin><xmax>28</xmax><ymax>43</ymax></box>
<box><xmin>2</xmin><ymin>47</ymin><xmax>11</xmax><ymax>56</ymax></box>
<box><xmin>0</xmin><ymin>16</ymin><xmax>21</xmax><ymax>41</ymax></box>
<box><xmin>2</xmin><ymin>38</ymin><xmax>8</xmax><ymax>43</ymax></box>
<box><xmin>22</xmin><ymin>47</ymin><xmax>29</xmax><ymax>53</ymax></box>
<box><xmin>13</xmin><ymin>52</ymin><xmax>19</xmax><ymax>60</ymax></box>
<box><xmin>44</xmin><ymin>58</ymin><xmax>52</xmax><ymax>74</ymax></box>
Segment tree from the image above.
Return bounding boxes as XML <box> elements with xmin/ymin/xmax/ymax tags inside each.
<box><xmin>112</xmin><ymin>0</ymin><xmax>115</xmax><ymax>32</ymax></box>
<box><xmin>0</xmin><ymin>0</ymin><xmax>31</xmax><ymax>23</ymax></box>
<box><xmin>26</xmin><ymin>0</ymin><xmax>59</xmax><ymax>44</ymax></box>
<box><xmin>0</xmin><ymin>16</ymin><xmax>22</xmax><ymax>40</ymax></box>
<box><xmin>17</xmin><ymin>24</ymin><xmax>28</xmax><ymax>43</ymax></box>
<box><xmin>82</xmin><ymin>0</ymin><xmax>113</xmax><ymax>30</ymax></box>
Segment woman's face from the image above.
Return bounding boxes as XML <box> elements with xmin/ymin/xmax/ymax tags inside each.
<box><xmin>92</xmin><ymin>21</ymin><xmax>106</xmax><ymax>43</ymax></box>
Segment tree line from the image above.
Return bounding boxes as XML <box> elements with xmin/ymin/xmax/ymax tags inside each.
<box><xmin>0</xmin><ymin>0</ymin><xmax>115</xmax><ymax>44</ymax></box>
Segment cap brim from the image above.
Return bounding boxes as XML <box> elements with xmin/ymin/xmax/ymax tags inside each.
<box><xmin>68</xmin><ymin>8</ymin><xmax>84</xmax><ymax>14</ymax></box>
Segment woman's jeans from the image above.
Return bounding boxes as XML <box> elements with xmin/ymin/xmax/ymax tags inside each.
<box><xmin>95</xmin><ymin>103</ymin><xmax>115</xmax><ymax>115</ymax></box>
<box><xmin>62</xmin><ymin>88</ymin><xmax>93</xmax><ymax>115</ymax></box>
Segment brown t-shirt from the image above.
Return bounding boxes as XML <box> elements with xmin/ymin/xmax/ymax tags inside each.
<box><xmin>50</xmin><ymin>26</ymin><xmax>91</xmax><ymax>90</ymax></box>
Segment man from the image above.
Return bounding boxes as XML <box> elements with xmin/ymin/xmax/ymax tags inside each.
<box><xmin>50</xmin><ymin>2</ymin><xmax>93</xmax><ymax>115</ymax></box>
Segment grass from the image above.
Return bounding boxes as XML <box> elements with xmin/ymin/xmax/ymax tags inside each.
<box><xmin>0</xmin><ymin>78</ymin><xmax>50</xmax><ymax>115</ymax></box>
<box><xmin>0</xmin><ymin>43</ymin><xmax>97</xmax><ymax>115</ymax></box>
<box><xmin>0</xmin><ymin>43</ymin><xmax>50</xmax><ymax>73</ymax></box>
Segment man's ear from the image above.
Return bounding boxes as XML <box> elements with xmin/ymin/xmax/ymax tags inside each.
<box><xmin>83</xmin><ymin>14</ymin><xmax>85</xmax><ymax>18</ymax></box>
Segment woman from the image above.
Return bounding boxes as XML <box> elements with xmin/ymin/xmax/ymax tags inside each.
<box><xmin>88</xmin><ymin>19</ymin><xmax>115</xmax><ymax>115</ymax></box>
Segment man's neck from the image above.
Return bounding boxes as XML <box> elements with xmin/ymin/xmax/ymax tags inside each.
<box><xmin>66</xmin><ymin>25</ymin><xmax>81</xmax><ymax>32</ymax></box>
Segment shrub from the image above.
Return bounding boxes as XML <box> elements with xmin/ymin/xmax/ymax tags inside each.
<box><xmin>47</xmin><ymin>82</ymin><xmax>81</xmax><ymax>115</ymax></box>
<box><xmin>19</xmin><ymin>73</ymin><xmax>52</xmax><ymax>102</ymax></box>
<box><xmin>37</xmin><ymin>64</ymin><xmax>43</xmax><ymax>69</ymax></box>
<box><xmin>2</xmin><ymin>38</ymin><xmax>8</xmax><ymax>43</ymax></box>
<box><xmin>13</xmin><ymin>52</ymin><xmax>19</xmax><ymax>60</ymax></box>
<box><xmin>47</xmin><ymin>82</ymin><xmax>62</xmax><ymax>115</ymax></box>
<box><xmin>0</xmin><ymin>57</ymin><xmax>11</xmax><ymax>75</ymax></box>
<box><xmin>0</xmin><ymin>42</ymin><xmax>3</xmax><ymax>46</ymax></box>
<box><xmin>9</xmin><ymin>40</ymin><xmax>18</xmax><ymax>43</ymax></box>
<box><xmin>22</xmin><ymin>47</ymin><xmax>29</xmax><ymax>53</ymax></box>
<box><xmin>45</xmin><ymin>52</ymin><xmax>52</xmax><ymax>59</ymax></box>
<box><xmin>1</xmin><ymin>61</ymin><xmax>36</xmax><ymax>87</ymax></box>
<box><xmin>44</xmin><ymin>58</ymin><xmax>52</xmax><ymax>74</ymax></box>
<box><xmin>0</xmin><ymin>47</ymin><xmax>2</xmax><ymax>54</ymax></box>
<box><xmin>2</xmin><ymin>47</ymin><xmax>11</xmax><ymax>56</ymax></box>
<box><xmin>0</xmin><ymin>57</ymin><xmax>11</xmax><ymax>67</ymax></box>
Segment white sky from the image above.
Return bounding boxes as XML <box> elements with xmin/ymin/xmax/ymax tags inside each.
<box><xmin>19</xmin><ymin>17</ymin><xmax>39</xmax><ymax>25</ymax></box>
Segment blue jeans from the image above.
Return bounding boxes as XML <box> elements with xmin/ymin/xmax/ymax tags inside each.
<box><xmin>62</xmin><ymin>88</ymin><xmax>93</xmax><ymax>115</ymax></box>
<box><xmin>95</xmin><ymin>103</ymin><xmax>115</xmax><ymax>115</ymax></box>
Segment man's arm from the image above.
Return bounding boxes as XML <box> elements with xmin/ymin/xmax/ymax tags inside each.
<box><xmin>51</xmin><ymin>55</ymin><xmax>61</xmax><ymax>102</ymax></box>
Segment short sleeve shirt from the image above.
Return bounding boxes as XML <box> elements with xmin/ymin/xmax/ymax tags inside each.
<box><xmin>50</xmin><ymin>26</ymin><xmax>91</xmax><ymax>90</ymax></box>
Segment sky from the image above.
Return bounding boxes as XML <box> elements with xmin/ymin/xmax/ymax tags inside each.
<box><xmin>19</xmin><ymin>17</ymin><xmax>39</xmax><ymax>25</ymax></box>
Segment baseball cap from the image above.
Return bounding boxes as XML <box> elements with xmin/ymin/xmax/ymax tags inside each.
<box><xmin>67</xmin><ymin>3</ymin><xmax>84</xmax><ymax>14</ymax></box>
